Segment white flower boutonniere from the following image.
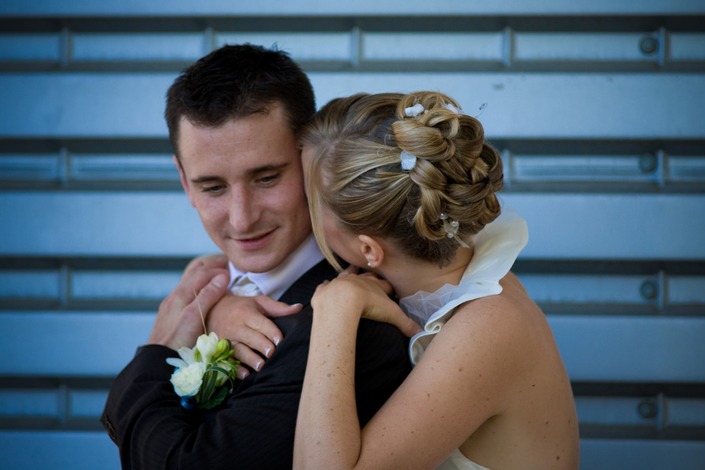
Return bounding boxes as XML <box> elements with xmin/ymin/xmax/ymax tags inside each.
<box><xmin>165</xmin><ymin>291</ymin><xmax>240</xmax><ymax>410</ymax></box>
<box><xmin>166</xmin><ymin>332</ymin><xmax>239</xmax><ymax>410</ymax></box>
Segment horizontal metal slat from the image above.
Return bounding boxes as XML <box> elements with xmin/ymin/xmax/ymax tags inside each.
<box><xmin>0</xmin><ymin>387</ymin><xmax>108</xmax><ymax>422</ymax></box>
<box><xmin>548</xmin><ymin>315</ymin><xmax>705</xmax><ymax>383</ymax></box>
<box><xmin>5</xmin><ymin>267</ymin><xmax>704</xmax><ymax>311</ymax></box>
<box><xmin>0</xmin><ymin>191</ymin><xmax>216</xmax><ymax>257</ymax></box>
<box><xmin>0</xmin><ymin>432</ymin><xmax>703</xmax><ymax>470</ymax></box>
<box><xmin>0</xmin><ymin>431</ymin><xmax>120</xmax><ymax>470</ymax></box>
<box><xmin>72</xmin><ymin>32</ymin><xmax>207</xmax><ymax>63</ymax></box>
<box><xmin>312</xmin><ymin>73</ymin><xmax>705</xmax><ymax>140</ymax></box>
<box><xmin>1</xmin><ymin>311</ymin><xmax>703</xmax><ymax>382</ymax></box>
<box><xmin>507</xmin><ymin>193</ymin><xmax>705</xmax><ymax>261</ymax></box>
<box><xmin>2</xmin><ymin>191</ymin><xmax>702</xmax><ymax>260</ymax></box>
<box><xmin>5</xmin><ymin>387</ymin><xmax>703</xmax><ymax>432</ymax></box>
<box><xmin>580</xmin><ymin>438</ymin><xmax>705</xmax><ymax>469</ymax></box>
<box><xmin>520</xmin><ymin>273</ymin><xmax>659</xmax><ymax>306</ymax></box>
<box><xmin>3</xmin><ymin>145</ymin><xmax>704</xmax><ymax>191</ymax></box>
<box><xmin>0</xmin><ymin>311</ymin><xmax>154</xmax><ymax>376</ymax></box>
<box><xmin>1</xmin><ymin>0</ymin><xmax>704</xmax><ymax>17</ymax></box>
<box><xmin>1</xmin><ymin>73</ymin><xmax>705</xmax><ymax>139</ymax></box>
<box><xmin>3</xmin><ymin>30</ymin><xmax>703</xmax><ymax>71</ymax></box>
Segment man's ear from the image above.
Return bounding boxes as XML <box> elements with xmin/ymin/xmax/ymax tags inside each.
<box><xmin>358</xmin><ymin>234</ymin><xmax>385</xmax><ymax>268</ymax></box>
<box><xmin>174</xmin><ymin>155</ymin><xmax>195</xmax><ymax>207</ymax></box>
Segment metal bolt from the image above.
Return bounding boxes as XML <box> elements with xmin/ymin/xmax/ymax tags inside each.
<box><xmin>639</xmin><ymin>154</ymin><xmax>658</xmax><ymax>173</ymax></box>
<box><xmin>637</xmin><ymin>400</ymin><xmax>658</xmax><ymax>419</ymax></box>
<box><xmin>640</xmin><ymin>36</ymin><xmax>659</xmax><ymax>55</ymax></box>
<box><xmin>640</xmin><ymin>280</ymin><xmax>658</xmax><ymax>300</ymax></box>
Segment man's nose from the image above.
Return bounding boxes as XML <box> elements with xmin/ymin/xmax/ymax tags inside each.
<box><xmin>228</xmin><ymin>189</ymin><xmax>259</xmax><ymax>232</ymax></box>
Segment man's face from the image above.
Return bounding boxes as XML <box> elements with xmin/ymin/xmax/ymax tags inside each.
<box><xmin>176</xmin><ymin>104</ymin><xmax>311</xmax><ymax>273</ymax></box>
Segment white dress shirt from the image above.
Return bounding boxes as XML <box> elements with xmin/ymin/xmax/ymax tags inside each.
<box><xmin>227</xmin><ymin>234</ymin><xmax>324</xmax><ymax>300</ymax></box>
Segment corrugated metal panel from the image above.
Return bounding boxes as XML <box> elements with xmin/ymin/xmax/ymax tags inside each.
<box><xmin>1</xmin><ymin>2</ymin><xmax>703</xmax><ymax>469</ymax></box>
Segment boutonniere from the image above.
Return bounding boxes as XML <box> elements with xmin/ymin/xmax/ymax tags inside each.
<box><xmin>166</xmin><ymin>292</ymin><xmax>240</xmax><ymax>410</ymax></box>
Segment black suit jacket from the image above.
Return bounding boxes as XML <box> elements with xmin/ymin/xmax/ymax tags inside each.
<box><xmin>101</xmin><ymin>260</ymin><xmax>411</xmax><ymax>469</ymax></box>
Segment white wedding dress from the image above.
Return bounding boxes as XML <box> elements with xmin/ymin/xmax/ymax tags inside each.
<box><xmin>399</xmin><ymin>211</ymin><xmax>529</xmax><ymax>470</ymax></box>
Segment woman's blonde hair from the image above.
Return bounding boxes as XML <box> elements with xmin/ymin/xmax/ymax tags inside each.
<box><xmin>301</xmin><ymin>91</ymin><xmax>503</xmax><ymax>271</ymax></box>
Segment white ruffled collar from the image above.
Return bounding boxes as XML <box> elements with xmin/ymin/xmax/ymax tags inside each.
<box><xmin>401</xmin><ymin>211</ymin><xmax>528</xmax><ymax>364</ymax></box>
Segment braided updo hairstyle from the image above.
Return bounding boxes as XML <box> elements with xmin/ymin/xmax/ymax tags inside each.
<box><xmin>301</xmin><ymin>91</ymin><xmax>504</xmax><ymax>270</ymax></box>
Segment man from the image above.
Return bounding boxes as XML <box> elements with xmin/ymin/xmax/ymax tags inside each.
<box><xmin>101</xmin><ymin>44</ymin><xmax>411</xmax><ymax>469</ymax></box>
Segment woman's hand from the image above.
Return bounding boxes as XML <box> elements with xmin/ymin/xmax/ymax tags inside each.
<box><xmin>207</xmin><ymin>294</ymin><xmax>302</xmax><ymax>378</ymax></box>
<box><xmin>312</xmin><ymin>267</ymin><xmax>421</xmax><ymax>338</ymax></box>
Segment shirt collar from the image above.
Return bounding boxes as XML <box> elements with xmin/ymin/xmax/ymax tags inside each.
<box><xmin>228</xmin><ymin>234</ymin><xmax>324</xmax><ymax>300</ymax></box>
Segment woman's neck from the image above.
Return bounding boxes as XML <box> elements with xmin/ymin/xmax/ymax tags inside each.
<box><xmin>380</xmin><ymin>247</ymin><xmax>474</xmax><ymax>299</ymax></box>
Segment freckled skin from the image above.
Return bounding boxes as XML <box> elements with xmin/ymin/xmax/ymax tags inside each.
<box><xmin>295</xmin><ymin>200</ymin><xmax>579</xmax><ymax>468</ymax></box>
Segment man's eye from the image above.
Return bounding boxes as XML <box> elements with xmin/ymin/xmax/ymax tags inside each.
<box><xmin>202</xmin><ymin>185</ymin><xmax>225</xmax><ymax>193</ymax></box>
<box><xmin>257</xmin><ymin>174</ymin><xmax>279</xmax><ymax>185</ymax></box>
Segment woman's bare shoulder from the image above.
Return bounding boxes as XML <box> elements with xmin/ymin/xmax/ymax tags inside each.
<box><xmin>439</xmin><ymin>276</ymin><xmax>548</xmax><ymax>370</ymax></box>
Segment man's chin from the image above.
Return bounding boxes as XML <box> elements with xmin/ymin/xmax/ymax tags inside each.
<box><xmin>226</xmin><ymin>253</ymin><xmax>280</xmax><ymax>274</ymax></box>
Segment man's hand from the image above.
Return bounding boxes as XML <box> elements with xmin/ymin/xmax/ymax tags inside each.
<box><xmin>208</xmin><ymin>294</ymin><xmax>302</xmax><ymax>378</ymax></box>
<box><xmin>147</xmin><ymin>257</ymin><xmax>229</xmax><ymax>350</ymax></box>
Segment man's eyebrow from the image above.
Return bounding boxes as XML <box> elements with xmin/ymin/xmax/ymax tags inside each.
<box><xmin>190</xmin><ymin>175</ymin><xmax>223</xmax><ymax>184</ymax></box>
<box><xmin>246</xmin><ymin>162</ymin><xmax>289</xmax><ymax>176</ymax></box>
<box><xmin>190</xmin><ymin>163</ymin><xmax>289</xmax><ymax>184</ymax></box>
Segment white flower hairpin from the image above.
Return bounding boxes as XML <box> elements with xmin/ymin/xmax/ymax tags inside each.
<box><xmin>440</xmin><ymin>212</ymin><xmax>471</xmax><ymax>248</ymax></box>
<box><xmin>400</xmin><ymin>150</ymin><xmax>417</xmax><ymax>171</ymax></box>
<box><xmin>399</xmin><ymin>103</ymin><xmax>425</xmax><ymax>171</ymax></box>
<box><xmin>444</xmin><ymin>103</ymin><xmax>462</xmax><ymax>114</ymax></box>
<box><xmin>404</xmin><ymin>103</ymin><xmax>425</xmax><ymax>117</ymax></box>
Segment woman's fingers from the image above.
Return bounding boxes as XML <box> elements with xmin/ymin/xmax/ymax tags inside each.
<box><xmin>255</xmin><ymin>295</ymin><xmax>303</xmax><ymax>319</ymax></box>
<box><xmin>386</xmin><ymin>308</ymin><xmax>423</xmax><ymax>338</ymax></box>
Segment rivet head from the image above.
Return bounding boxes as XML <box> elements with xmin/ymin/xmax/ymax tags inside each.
<box><xmin>637</xmin><ymin>400</ymin><xmax>658</xmax><ymax>419</ymax></box>
<box><xmin>640</xmin><ymin>280</ymin><xmax>658</xmax><ymax>300</ymax></box>
<box><xmin>639</xmin><ymin>154</ymin><xmax>658</xmax><ymax>173</ymax></box>
<box><xmin>640</xmin><ymin>36</ymin><xmax>659</xmax><ymax>55</ymax></box>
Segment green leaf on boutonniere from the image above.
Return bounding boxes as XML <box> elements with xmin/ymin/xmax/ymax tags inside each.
<box><xmin>201</xmin><ymin>386</ymin><xmax>231</xmax><ymax>410</ymax></box>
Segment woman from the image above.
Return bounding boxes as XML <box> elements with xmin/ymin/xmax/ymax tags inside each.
<box><xmin>294</xmin><ymin>91</ymin><xmax>579</xmax><ymax>469</ymax></box>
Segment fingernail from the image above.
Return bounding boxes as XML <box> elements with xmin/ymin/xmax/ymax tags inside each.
<box><xmin>255</xmin><ymin>360</ymin><xmax>263</xmax><ymax>371</ymax></box>
<box><xmin>237</xmin><ymin>369</ymin><xmax>249</xmax><ymax>380</ymax></box>
<box><xmin>264</xmin><ymin>346</ymin><xmax>272</xmax><ymax>358</ymax></box>
<box><xmin>273</xmin><ymin>336</ymin><xmax>281</xmax><ymax>346</ymax></box>
<box><xmin>213</xmin><ymin>274</ymin><xmax>226</xmax><ymax>288</ymax></box>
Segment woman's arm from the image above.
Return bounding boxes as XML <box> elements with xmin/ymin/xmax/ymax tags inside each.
<box><xmin>294</xmin><ymin>276</ymin><xmax>524</xmax><ymax>470</ymax></box>
<box><xmin>295</xmin><ymin>280</ymin><xmax>363</xmax><ymax>467</ymax></box>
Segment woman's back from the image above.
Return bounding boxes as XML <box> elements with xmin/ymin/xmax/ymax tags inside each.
<box><xmin>452</xmin><ymin>273</ymin><xmax>579</xmax><ymax>469</ymax></box>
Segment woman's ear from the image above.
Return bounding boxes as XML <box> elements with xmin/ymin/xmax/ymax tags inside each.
<box><xmin>358</xmin><ymin>234</ymin><xmax>385</xmax><ymax>268</ymax></box>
